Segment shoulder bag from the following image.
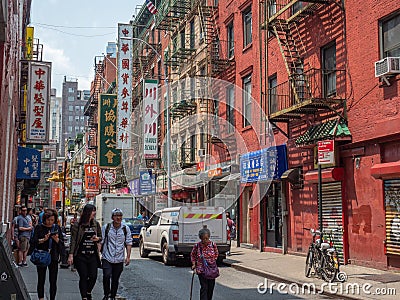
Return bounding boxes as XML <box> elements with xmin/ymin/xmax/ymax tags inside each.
<box><xmin>30</xmin><ymin>225</ymin><xmax>54</xmax><ymax>267</ymax></box>
<box><xmin>198</xmin><ymin>242</ymin><xmax>219</xmax><ymax>279</ymax></box>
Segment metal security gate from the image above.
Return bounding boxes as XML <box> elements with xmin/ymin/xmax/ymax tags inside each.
<box><xmin>321</xmin><ymin>182</ymin><xmax>344</xmax><ymax>261</ymax></box>
<box><xmin>384</xmin><ymin>179</ymin><xmax>400</xmax><ymax>255</ymax></box>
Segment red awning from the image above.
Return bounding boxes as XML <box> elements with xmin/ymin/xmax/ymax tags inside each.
<box><xmin>304</xmin><ymin>167</ymin><xmax>344</xmax><ymax>183</ymax></box>
<box><xmin>370</xmin><ymin>161</ymin><xmax>400</xmax><ymax>180</ymax></box>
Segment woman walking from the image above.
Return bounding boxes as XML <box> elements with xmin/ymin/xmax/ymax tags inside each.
<box><xmin>31</xmin><ymin>209</ymin><xmax>64</xmax><ymax>300</ymax></box>
<box><xmin>191</xmin><ymin>228</ymin><xmax>219</xmax><ymax>300</ymax></box>
<box><xmin>68</xmin><ymin>204</ymin><xmax>102</xmax><ymax>300</ymax></box>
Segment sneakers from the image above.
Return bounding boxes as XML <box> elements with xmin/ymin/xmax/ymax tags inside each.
<box><xmin>17</xmin><ymin>262</ymin><xmax>28</xmax><ymax>267</ymax></box>
<box><xmin>22</xmin><ymin>262</ymin><xmax>28</xmax><ymax>266</ymax></box>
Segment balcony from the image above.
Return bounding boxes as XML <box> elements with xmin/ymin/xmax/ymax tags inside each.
<box><xmin>268</xmin><ymin>68</ymin><xmax>346</xmax><ymax>122</ymax></box>
<box><xmin>155</xmin><ymin>0</ymin><xmax>192</xmax><ymax>31</ymax></box>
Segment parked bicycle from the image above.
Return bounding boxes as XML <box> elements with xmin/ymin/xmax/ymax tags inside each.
<box><xmin>304</xmin><ymin>227</ymin><xmax>345</xmax><ymax>283</ymax></box>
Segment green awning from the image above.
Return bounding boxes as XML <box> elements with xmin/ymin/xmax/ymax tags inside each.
<box><xmin>295</xmin><ymin>120</ymin><xmax>351</xmax><ymax>146</ymax></box>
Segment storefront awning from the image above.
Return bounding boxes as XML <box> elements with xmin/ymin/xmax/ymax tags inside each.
<box><xmin>371</xmin><ymin>161</ymin><xmax>400</xmax><ymax>180</ymax></box>
<box><xmin>281</xmin><ymin>168</ymin><xmax>301</xmax><ymax>184</ymax></box>
<box><xmin>304</xmin><ymin>167</ymin><xmax>344</xmax><ymax>183</ymax></box>
<box><xmin>295</xmin><ymin>120</ymin><xmax>352</xmax><ymax>146</ymax></box>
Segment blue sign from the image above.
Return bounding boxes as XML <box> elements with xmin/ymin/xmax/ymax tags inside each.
<box><xmin>16</xmin><ymin>146</ymin><xmax>41</xmax><ymax>180</ymax></box>
<box><xmin>129</xmin><ymin>179</ymin><xmax>140</xmax><ymax>196</ymax></box>
<box><xmin>139</xmin><ymin>170</ymin><xmax>156</xmax><ymax>195</ymax></box>
<box><xmin>240</xmin><ymin>144</ymin><xmax>288</xmax><ymax>183</ymax></box>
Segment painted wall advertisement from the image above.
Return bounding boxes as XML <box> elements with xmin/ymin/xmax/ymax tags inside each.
<box><xmin>26</xmin><ymin>61</ymin><xmax>51</xmax><ymax>143</ymax></box>
<box><xmin>98</xmin><ymin>94</ymin><xmax>121</xmax><ymax>167</ymax></box>
<box><xmin>117</xmin><ymin>23</ymin><xmax>133</xmax><ymax>149</ymax></box>
<box><xmin>143</xmin><ymin>79</ymin><xmax>159</xmax><ymax>158</ymax></box>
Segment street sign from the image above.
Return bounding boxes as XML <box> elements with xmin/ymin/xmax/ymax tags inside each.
<box><xmin>318</xmin><ymin>140</ymin><xmax>335</xmax><ymax>165</ymax></box>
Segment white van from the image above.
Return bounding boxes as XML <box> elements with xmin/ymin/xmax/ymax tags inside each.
<box><xmin>139</xmin><ymin>206</ymin><xmax>230</xmax><ymax>265</ymax></box>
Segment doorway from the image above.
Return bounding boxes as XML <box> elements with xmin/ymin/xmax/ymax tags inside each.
<box><xmin>241</xmin><ymin>187</ymin><xmax>252</xmax><ymax>244</ymax></box>
<box><xmin>266</xmin><ymin>182</ymin><xmax>282</xmax><ymax>247</ymax></box>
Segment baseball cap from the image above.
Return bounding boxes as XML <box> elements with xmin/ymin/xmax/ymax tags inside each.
<box><xmin>111</xmin><ymin>208</ymin><xmax>123</xmax><ymax>216</ymax></box>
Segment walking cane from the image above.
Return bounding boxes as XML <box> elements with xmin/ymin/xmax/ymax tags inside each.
<box><xmin>189</xmin><ymin>270</ymin><xmax>195</xmax><ymax>300</ymax></box>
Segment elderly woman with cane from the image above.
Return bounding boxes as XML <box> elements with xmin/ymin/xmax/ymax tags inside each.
<box><xmin>191</xmin><ymin>228</ymin><xmax>220</xmax><ymax>300</ymax></box>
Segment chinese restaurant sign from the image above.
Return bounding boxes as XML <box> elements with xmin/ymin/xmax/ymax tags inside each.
<box><xmin>143</xmin><ymin>79</ymin><xmax>159</xmax><ymax>158</ymax></box>
<box><xmin>16</xmin><ymin>146</ymin><xmax>41</xmax><ymax>180</ymax></box>
<box><xmin>84</xmin><ymin>164</ymin><xmax>100</xmax><ymax>191</ymax></box>
<box><xmin>98</xmin><ymin>94</ymin><xmax>121</xmax><ymax>167</ymax></box>
<box><xmin>27</xmin><ymin>61</ymin><xmax>51</xmax><ymax>143</ymax></box>
<box><xmin>117</xmin><ymin>23</ymin><xmax>133</xmax><ymax>149</ymax></box>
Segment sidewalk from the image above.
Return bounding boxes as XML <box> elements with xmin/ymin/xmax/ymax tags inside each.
<box><xmin>19</xmin><ymin>261</ymin><xmax>103</xmax><ymax>300</ymax></box>
<box><xmin>224</xmin><ymin>241</ymin><xmax>400</xmax><ymax>300</ymax></box>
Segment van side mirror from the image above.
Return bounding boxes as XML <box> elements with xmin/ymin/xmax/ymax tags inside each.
<box><xmin>144</xmin><ymin>221</ymin><xmax>150</xmax><ymax>228</ymax></box>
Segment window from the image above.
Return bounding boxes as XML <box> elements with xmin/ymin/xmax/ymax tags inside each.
<box><xmin>68</xmin><ymin>87</ymin><xmax>74</xmax><ymax>93</ymax></box>
<box><xmin>190</xmin><ymin>76</ymin><xmax>195</xmax><ymax>99</ymax></box>
<box><xmin>75</xmin><ymin>116</ymin><xmax>80</xmax><ymax>122</ymax></box>
<box><xmin>80</xmin><ymin>126</ymin><xmax>85</xmax><ymax>132</ymax></box>
<box><xmin>214</xmin><ymin>0</ymin><xmax>218</xmax><ymax>6</ymax></box>
<box><xmin>69</xmin><ymin>116</ymin><xmax>73</xmax><ymax>122</ymax></box>
<box><xmin>80</xmin><ymin>116</ymin><xmax>85</xmax><ymax>122</ymax></box>
<box><xmin>268</xmin><ymin>75</ymin><xmax>278</xmax><ymax>114</ymax></box>
<box><xmin>292</xmin><ymin>1</ymin><xmax>303</xmax><ymax>15</ymax></box>
<box><xmin>190</xmin><ymin>20</ymin><xmax>195</xmax><ymax>49</ymax></box>
<box><xmin>81</xmin><ymin>106</ymin><xmax>84</xmax><ymax>112</ymax></box>
<box><xmin>75</xmin><ymin>106</ymin><xmax>80</xmax><ymax>113</ymax></box>
<box><xmin>243</xmin><ymin>7</ymin><xmax>252</xmax><ymax>47</ymax></box>
<box><xmin>68</xmin><ymin>126</ymin><xmax>73</xmax><ymax>132</ymax></box>
<box><xmin>227</xmin><ymin>22</ymin><xmax>234</xmax><ymax>58</ymax></box>
<box><xmin>181</xmin><ymin>79</ymin><xmax>186</xmax><ymax>100</ymax></box>
<box><xmin>322</xmin><ymin>43</ymin><xmax>337</xmax><ymax>97</ymax></box>
<box><xmin>190</xmin><ymin>135</ymin><xmax>196</xmax><ymax>162</ymax></box>
<box><xmin>226</xmin><ymin>86</ymin><xmax>235</xmax><ymax>132</ymax></box>
<box><xmin>381</xmin><ymin>13</ymin><xmax>400</xmax><ymax>57</ymax></box>
<box><xmin>243</xmin><ymin>75</ymin><xmax>252</xmax><ymax>127</ymax></box>
<box><xmin>269</xmin><ymin>0</ymin><xmax>276</xmax><ymax>17</ymax></box>
<box><xmin>68</xmin><ymin>96</ymin><xmax>74</xmax><ymax>102</ymax></box>
<box><xmin>68</xmin><ymin>105</ymin><xmax>73</xmax><ymax>112</ymax></box>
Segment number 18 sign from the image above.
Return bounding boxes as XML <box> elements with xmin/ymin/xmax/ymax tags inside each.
<box><xmin>85</xmin><ymin>164</ymin><xmax>99</xmax><ymax>191</ymax></box>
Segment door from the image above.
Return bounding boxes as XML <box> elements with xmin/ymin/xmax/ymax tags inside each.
<box><xmin>321</xmin><ymin>182</ymin><xmax>344</xmax><ymax>261</ymax></box>
<box><xmin>266</xmin><ymin>182</ymin><xmax>282</xmax><ymax>247</ymax></box>
<box><xmin>384</xmin><ymin>179</ymin><xmax>400</xmax><ymax>256</ymax></box>
<box><xmin>144</xmin><ymin>212</ymin><xmax>160</xmax><ymax>249</ymax></box>
<box><xmin>241</xmin><ymin>187</ymin><xmax>252</xmax><ymax>244</ymax></box>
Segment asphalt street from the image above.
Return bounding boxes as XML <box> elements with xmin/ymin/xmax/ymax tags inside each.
<box><xmin>115</xmin><ymin>248</ymin><xmax>331</xmax><ymax>300</ymax></box>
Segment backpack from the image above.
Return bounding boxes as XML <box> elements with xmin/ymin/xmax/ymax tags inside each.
<box><xmin>101</xmin><ymin>223</ymin><xmax>127</xmax><ymax>254</ymax></box>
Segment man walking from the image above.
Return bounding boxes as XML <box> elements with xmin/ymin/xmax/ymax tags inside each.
<box><xmin>17</xmin><ymin>206</ymin><xmax>33</xmax><ymax>266</ymax></box>
<box><xmin>101</xmin><ymin>208</ymin><xmax>132</xmax><ymax>300</ymax></box>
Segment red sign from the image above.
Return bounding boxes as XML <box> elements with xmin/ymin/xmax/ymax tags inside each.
<box><xmin>208</xmin><ymin>168</ymin><xmax>222</xmax><ymax>178</ymax></box>
<box><xmin>85</xmin><ymin>164</ymin><xmax>100</xmax><ymax>191</ymax></box>
<box><xmin>197</xmin><ymin>161</ymin><xmax>205</xmax><ymax>171</ymax></box>
<box><xmin>318</xmin><ymin>140</ymin><xmax>335</xmax><ymax>165</ymax></box>
<box><xmin>52</xmin><ymin>187</ymin><xmax>60</xmax><ymax>206</ymax></box>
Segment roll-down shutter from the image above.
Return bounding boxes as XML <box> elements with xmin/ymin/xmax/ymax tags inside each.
<box><xmin>321</xmin><ymin>182</ymin><xmax>344</xmax><ymax>261</ymax></box>
<box><xmin>384</xmin><ymin>179</ymin><xmax>400</xmax><ymax>255</ymax></box>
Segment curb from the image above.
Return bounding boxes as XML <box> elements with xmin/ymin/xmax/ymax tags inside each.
<box><xmin>222</xmin><ymin>261</ymin><xmax>360</xmax><ymax>300</ymax></box>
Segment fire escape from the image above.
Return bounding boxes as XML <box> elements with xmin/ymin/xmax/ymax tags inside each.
<box><xmin>264</xmin><ymin>0</ymin><xmax>346</xmax><ymax>134</ymax></box>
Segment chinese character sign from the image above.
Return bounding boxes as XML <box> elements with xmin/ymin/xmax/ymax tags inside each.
<box><xmin>72</xmin><ymin>179</ymin><xmax>83</xmax><ymax>194</ymax></box>
<box><xmin>98</xmin><ymin>94</ymin><xmax>121</xmax><ymax>167</ymax></box>
<box><xmin>84</xmin><ymin>164</ymin><xmax>100</xmax><ymax>191</ymax></box>
<box><xmin>27</xmin><ymin>61</ymin><xmax>51</xmax><ymax>143</ymax></box>
<box><xmin>117</xmin><ymin>23</ymin><xmax>133</xmax><ymax>149</ymax></box>
<box><xmin>143</xmin><ymin>79</ymin><xmax>159</xmax><ymax>158</ymax></box>
<box><xmin>25</xmin><ymin>26</ymin><xmax>34</xmax><ymax>60</ymax></box>
<box><xmin>16</xmin><ymin>146</ymin><xmax>41</xmax><ymax>180</ymax></box>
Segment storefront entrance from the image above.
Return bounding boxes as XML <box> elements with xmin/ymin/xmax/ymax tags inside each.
<box><xmin>265</xmin><ymin>182</ymin><xmax>282</xmax><ymax>248</ymax></box>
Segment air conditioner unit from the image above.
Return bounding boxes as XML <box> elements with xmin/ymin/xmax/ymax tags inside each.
<box><xmin>198</xmin><ymin>149</ymin><xmax>205</xmax><ymax>157</ymax></box>
<box><xmin>375</xmin><ymin>57</ymin><xmax>400</xmax><ymax>77</ymax></box>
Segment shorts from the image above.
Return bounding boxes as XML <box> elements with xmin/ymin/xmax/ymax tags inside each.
<box><xmin>19</xmin><ymin>236</ymin><xmax>29</xmax><ymax>252</ymax></box>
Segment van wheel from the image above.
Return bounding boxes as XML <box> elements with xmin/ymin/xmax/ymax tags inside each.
<box><xmin>162</xmin><ymin>241</ymin><xmax>175</xmax><ymax>266</ymax></box>
<box><xmin>139</xmin><ymin>239</ymin><xmax>149</xmax><ymax>258</ymax></box>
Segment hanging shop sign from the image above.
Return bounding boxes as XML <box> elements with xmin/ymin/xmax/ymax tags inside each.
<box><xmin>71</xmin><ymin>179</ymin><xmax>82</xmax><ymax>194</ymax></box>
<box><xmin>98</xmin><ymin>94</ymin><xmax>121</xmax><ymax>167</ymax></box>
<box><xmin>240</xmin><ymin>144</ymin><xmax>288</xmax><ymax>183</ymax></box>
<box><xmin>318</xmin><ymin>140</ymin><xmax>335</xmax><ymax>165</ymax></box>
<box><xmin>143</xmin><ymin>79</ymin><xmax>159</xmax><ymax>158</ymax></box>
<box><xmin>84</xmin><ymin>164</ymin><xmax>100</xmax><ymax>191</ymax></box>
<box><xmin>116</xmin><ymin>23</ymin><xmax>133</xmax><ymax>149</ymax></box>
<box><xmin>25</xmin><ymin>27</ymin><xmax>34</xmax><ymax>60</ymax></box>
<box><xmin>101</xmin><ymin>169</ymin><xmax>116</xmax><ymax>185</ymax></box>
<box><xmin>16</xmin><ymin>146</ymin><xmax>41</xmax><ymax>180</ymax></box>
<box><xmin>26</xmin><ymin>61</ymin><xmax>51</xmax><ymax>144</ymax></box>
<box><xmin>129</xmin><ymin>179</ymin><xmax>140</xmax><ymax>196</ymax></box>
<box><xmin>139</xmin><ymin>170</ymin><xmax>156</xmax><ymax>195</ymax></box>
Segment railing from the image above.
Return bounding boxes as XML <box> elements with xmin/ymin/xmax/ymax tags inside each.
<box><xmin>266</xmin><ymin>0</ymin><xmax>326</xmax><ymax>22</ymax></box>
<box><xmin>268</xmin><ymin>68</ymin><xmax>346</xmax><ymax>115</ymax></box>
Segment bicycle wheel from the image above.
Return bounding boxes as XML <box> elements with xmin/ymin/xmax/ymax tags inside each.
<box><xmin>305</xmin><ymin>248</ymin><xmax>313</xmax><ymax>277</ymax></box>
<box><xmin>321</xmin><ymin>254</ymin><xmax>338</xmax><ymax>283</ymax></box>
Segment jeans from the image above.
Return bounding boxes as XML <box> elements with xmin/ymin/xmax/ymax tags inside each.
<box><xmin>198</xmin><ymin>274</ymin><xmax>216</xmax><ymax>300</ymax></box>
<box><xmin>74</xmin><ymin>254</ymin><xmax>98</xmax><ymax>298</ymax></box>
<box><xmin>36</xmin><ymin>260</ymin><xmax>59</xmax><ymax>300</ymax></box>
<box><xmin>102</xmin><ymin>259</ymin><xmax>124</xmax><ymax>297</ymax></box>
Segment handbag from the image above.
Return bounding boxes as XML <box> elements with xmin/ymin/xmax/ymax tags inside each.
<box><xmin>199</xmin><ymin>242</ymin><xmax>219</xmax><ymax>280</ymax></box>
<box><xmin>30</xmin><ymin>226</ymin><xmax>54</xmax><ymax>267</ymax></box>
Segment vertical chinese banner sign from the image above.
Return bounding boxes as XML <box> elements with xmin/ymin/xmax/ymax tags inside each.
<box><xmin>27</xmin><ymin>61</ymin><xmax>51</xmax><ymax>143</ymax></box>
<box><xmin>84</xmin><ymin>164</ymin><xmax>100</xmax><ymax>192</ymax></box>
<box><xmin>98</xmin><ymin>94</ymin><xmax>121</xmax><ymax>167</ymax></box>
<box><xmin>117</xmin><ymin>23</ymin><xmax>133</xmax><ymax>149</ymax></box>
<box><xmin>26</xmin><ymin>26</ymin><xmax>34</xmax><ymax>60</ymax></box>
<box><xmin>143</xmin><ymin>79</ymin><xmax>159</xmax><ymax>158</ymax></box>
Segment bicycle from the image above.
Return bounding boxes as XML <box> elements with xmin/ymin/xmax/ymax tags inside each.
<box><xmin>304</xmin><ymin>228</ymin><xmax>344</xmax><ymax>283</ymax></box>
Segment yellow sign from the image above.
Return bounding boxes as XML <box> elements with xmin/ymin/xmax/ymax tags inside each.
<box><xmin>26</xmin><ymin>27</ymin><xmax>34</xmax><ymax>60</ymax></box>
<box><xmin>65</xmin><ymin>198</ymin><xmax>71</xmax><ymax>206</ymax></box>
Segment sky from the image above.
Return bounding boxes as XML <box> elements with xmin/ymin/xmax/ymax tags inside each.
<box><xmin>31</xmin><ymin>0</ymin><xmax>144</xmax><ymax>96</ymax></box>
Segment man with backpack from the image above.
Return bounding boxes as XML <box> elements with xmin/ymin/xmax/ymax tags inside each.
<box><xmin>101</xmin><ymin>208</ymin><xmax>132</xmax><ymax>300</ymax></box>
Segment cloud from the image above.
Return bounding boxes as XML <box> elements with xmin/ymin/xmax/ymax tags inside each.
<box><xmin>43</xmin><ymin>43</ymin><xmax>72</xmax><ymax>73</ymax></box>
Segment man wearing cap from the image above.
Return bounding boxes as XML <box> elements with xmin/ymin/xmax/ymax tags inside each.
<box><xmin>101</xmin><ymin>208</ymin><xmax>132</xmax><ymax>300</ymax></box>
